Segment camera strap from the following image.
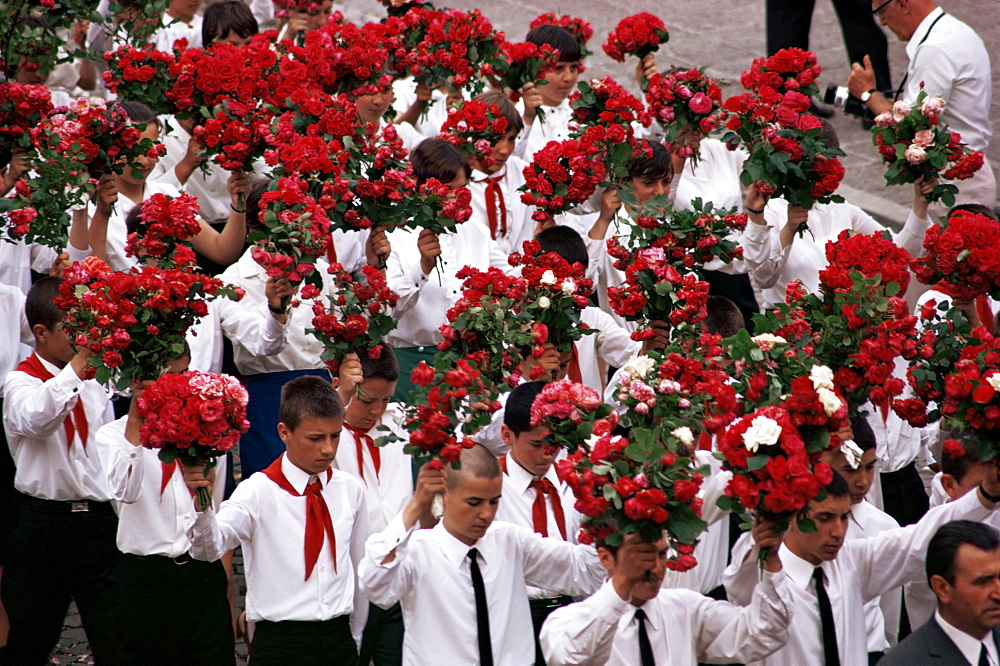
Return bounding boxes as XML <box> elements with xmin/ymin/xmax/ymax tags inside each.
<box><xmin>894</xmin><ymin>12</ymin><xmax>947</xmax><ymax>101</ymax></box>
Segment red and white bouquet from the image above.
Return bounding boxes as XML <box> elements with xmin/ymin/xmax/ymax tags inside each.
<box><xmin>0</xmin><ymin>81</ymin><xmax>52</xmax><ymax>149</ymax></box>
<box><xmin>529</xmin><ymin>379</ymin><xmax>618</xmax><ymax>454</ymax></box>
<box><xmin>911</xmin><ymin>208</ymin><xmax>1000</xmax><ymax>301</ymax></box>
<box><xmin>645</xmin><ymin>69</ymin><xmax>724</xmax><ymax>165</ymax></box>
<box><xmin>55</xmin><ymin>256</ymin><xmax>243</xmax><ymax>389</ymax></box>
<box><xmin>871</xmin><ymin>88</ymin><xmax>983</xmax><ymax>207</ymax></box>
<box><xmin>125</xmin><ymin>192</ymin><xmax>201</xmax><ymax>268</ymax></box>
<box><xmin>308</xmin><ymin>264</ymin><xmax>399</xmax><ymax>373</ymax></box>
<box><xmin>529</xmin><ymin>13</ymin><xmax>594</xmax><ymax>59</ymax></box>
<box><xmin>556</xmin><ymin>432</ymin><xmax>707</xmax><ymax>568</ymax></box>
<box><xmin>137</xmin><ymin>371</ymin><xmax>250</xmax><ymax>510</ymax></box>
<box><xmin>602</xmin><ymin>13</ymin><xmax>669</xmax><ymax>64</ymax></box>
<box><xmin>739</xmin><ymin>47</ymin><xmax>822</xmax><ymax>98</ymax></box>
<box><xmin>440</xmin><ymin>99</ymin><xmax>512</xmax><ymax>171</ymax></box>
<box><xmin>103</xmin><ymin>43</ymin><xmax>178</xmax><ymax>116</ymax></box>
<box><xmin>520</xmin><ymin>139</ymin><xmax>606</xmax><ymax>225</ymax></box>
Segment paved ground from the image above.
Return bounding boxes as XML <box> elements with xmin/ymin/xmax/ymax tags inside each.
<box><xmin>49</xmin><ymin>0</ymin><xmax>997</xmax><ymax>661</ymax></box>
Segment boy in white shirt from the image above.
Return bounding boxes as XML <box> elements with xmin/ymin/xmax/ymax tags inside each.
<box><xmin>188</xmin><ymin>375</ymin><xmax>368</xmax><ymax>662</ymax></box>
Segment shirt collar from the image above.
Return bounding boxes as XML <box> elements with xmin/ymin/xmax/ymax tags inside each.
<box><xmin>280</xmin><ymin>453</ymin><xmax>330</xmax><ymax>494</ymax></box>
<box><xmin>35</xmin><ymin>353</ymin><xmax>63</xmax><ymax>376</ymax></box>
<box><xmin>433</xmin><ymin>520</ymin><xmax>491</xmax><ymax>568</ymax></box>
<box><xmin>504</xmin><ymin>455</ymin><xmax>564</xmax><ymax>496</ymax></box>
<box><xmin>473</xmin><ymin>166</ymin><xmax>507</xmax><ymax>182</ymax></box>
<box><xmin>628</xmin><ymin>602</ymin><xmax>658</xmax><ymax>631</ymax></box>
<box><xmin>906</xmin><ymin>7</ymin><xmax>945</xmax><ymax>59</ymax></box>
<box><xmin>780</xmin><ymin>544</ymin><xmax>822</xmax><ymax>590</ymax></box>
<box><xmin>935</xmin><ymin>609</ymin><xmax>996</xmax><ymax>665</ymax></box>
<box><xmin>236</xmin><ymin>247</ymin><xmax>267</xmax><ymax>279</ymax></box>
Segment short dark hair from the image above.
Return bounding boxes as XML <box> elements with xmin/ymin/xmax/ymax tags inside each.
<box><xmin>503</xmin><ymin>381</ymin><xmax>546</xmax><ymax>436</ymax></box>
<box><xmin>410</xmin><ymin>138</ymin><xmax>471</xmax><ymax>185</ymax></box>
<box><xmin>202</xmin><ymin>0</ymin><xmax>259</xmax><ymax>46</ymax></box>
<box><xmin>473</xmin><ymin>90</ymin><xmax>525</xmax><ymax>136</ymax></box>
<box><xmin>246</xmin><ymin>178</ymin><xmax>270</xmax><ymax>235</ymax></box>
<box><xmin>850</xmin><ymin>417</ymin><xmax>876</xmax><ymax>453</ymax></box>
<box><xmin>25</xmin><ymin>276</ymin><xmax>65</xmax><ymax>332</ymax></box>
<box><xmin>940</xmin><ymin>430</ymin><xmax>981</xmax><ymax>483</ymax></box>
<box><xmin>278</xmin><ymin>375</ymin><xmax>343</xmax><ymax>431</ymax></box>
<box><xmin>628</xmin><ymin>140</ymin><xmax>673</xmax><ymax>182</ymax></box>
<box><xmin>115</xmin><ymin>101</ymin><xmax>160</xmax><ymax>129</ymax></box>
<box><xmin>926</xmin><ymin>520</ymin><xmax>1000</xmax><ymax>586</ymax></box>
<box><xmin>536</xmin><ymin>226</ymin><xmax>588</xmax><ymax>270</ymax></box>
<box><xmin>704</xmin><ymin>295</ymin><xmax>744</xmax><ymax>338</ymax></box>
<box><xmin>525</xmin><ymin>24</ymin><xmax>581</xmax><ymax>63</ymax></box>
<box><xmin>358</xmin><ymin>345</ymin><xmax>399</xmax><ymax>383</ymax></box>
<box><xmin>446</xmin><ymin>443</ymin><xmax>502</xmax><ymax>491</ymax></box>
<box><xmin>824</xmin><ymin>469</ymin><xmax>850</xmax><ymax>499</ymax></box>
<box><xmin>948</xmin><ymin>204</ymin><xmax>999</xmax><ymax>223</ymax></box>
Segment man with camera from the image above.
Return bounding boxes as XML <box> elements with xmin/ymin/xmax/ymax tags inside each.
<box><xmin>844</xmin><ymin>0</ymin><xmax>994</xmax><ymax>207</ymax></box>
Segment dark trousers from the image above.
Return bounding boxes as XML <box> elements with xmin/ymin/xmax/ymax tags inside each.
<box><xmin>767</xmin><ymin>0</ymin><xmax>892</xmax><ymax>91</ymax></box>
<box><xmin>0</xmin><ymin>397</ymin><xmax>20</xmax><ymax>563</ymax></box>
<box><xmin>529</xmin><ymin>596</ymin><xmax>574</xmax><ymax>666</ymax></box>
<box><xmin>250</xmin><ymin>614</ymin><xmax>356</xmax><ymax>665</ymax></box>
<box><xmin>113</xmin><ymin>553</ymin><xmax>234</xmax><ymax>665</ymax></box>
<box><xmin>359</xmin><ymin>602</ymin><xmax>403</xmax><ymax>666</ymax></box>
<box><xmin>0</xmin><ymin>497</ymin><xmax>123</xmax><ymax>665</ymax></box>
<box><xmin>881</xmin><ymin>462</ymin><xmax>929</xmax><ymax>526</ymax></box>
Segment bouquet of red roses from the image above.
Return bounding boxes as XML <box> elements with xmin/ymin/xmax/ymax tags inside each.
<box><xmin>725</xmin><ymin>325</ymin><xmax>816</xmax><ymax>413</ymax></box>
<box><xmin>529</xmin><ymin>379</ymin><xmax>618</xmax><ymax>454</ymax></box>
<box><xmin>529</xmin><ymin>13</ymin><xmax>594</xmax><ymax>59</ymax></box>
<box><xmin>440</xmin><ymin>99</ymin><xmax>513</xmax><ymax>171</ymax></box>
<box><xmin>124</xmin><ymin>192</ymin><xmax>201</xmax><ymax>268</ymax></box>
<box><xmin>103</xmin><ymin>43</ymin><xmax>178</xmax><ymax>116</ymax></box>
<box><xmin>55</xmin><ymin>256</ymin><xmax>243</xmax><ymax>389</ymax></box>
<box><xmin>740</xmin><ymin>47</ymin><xmax>822</xmax><ymax>98</ymax></box>
<box><xmin>520</xmin><ymin>139</ymin><xmax>606</xmax><ymax>225</ymax></box>
<box><xmin>570</xmin><ymin>76</ymin><xmax>652</xmax><ymax>134</ymax></box>
<box><xmin>401</xmin><ymin>178</ymin><xmax>473</xmax><ymax>237</ymax></box>
<box><xmin>0</xmin><ymin>81</ymin><xmax>52</xmax><ymax>148</ymax></box>
<box><xmin>645</xmin><ymin>69</ymin><xmax>724</xmax><ymax>166</ymax></box>
<box><xmin>264</xmin><ymin>90</ymin><xmax>359</xmax><ymax>179</ymax></box>
<box><xmin>911</xmin><ymin>209</ymin><xmax>1000</xmax><ymax>301</ymax></box>
<box><xmin>494</xmin><ymin>40</ymin><xmax>560</xmax><ymax>122</ymax></box>
<box><xmin>137</xmin><ymin>370</ymin><xmax>250</xmax><ymax>510</ymax></box>
<box><xmin>249</xmin><ymin>174</ymin><xmax>332</xmax><ymax>290</ymax></box>
<box><xmin>308</xmin><ymin>263</ymin><xmax>399</xmax><ymax>373</ymax></box>
<box><xmin>193</xmin><ymin>100</ymin><xmax>272</xmax><ymax>174</ymax></box>
<box><xmin>555</xmin><ymin>432</ymin><xmax>707</xmax><ymax>568</ymax></box>
<box><xmin>272</xmin><ymin>0</ymin><xmax>320</xmax><ymax>18</ymax></box>
<box><xmin>871</xmin><ymin>88</ymin><xmax>984</xmax><ymax>207</ymax></box>
<box><xmin>938</xmin><ymin>348</ymin><xmax>1000</xmax><ymax>447</ymax></box>
<box><xmin>602</xmin><ymin>13</ymin><xmax>669</xmax><ymax>64</ymax></box>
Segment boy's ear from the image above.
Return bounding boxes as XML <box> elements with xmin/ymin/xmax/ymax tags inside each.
<box><xmin>276</xmin><ymin>422</ymin><xmax>291</xmax><ymax>444</ymax></box>
<box><xmin>31</xmin><ymin>323</ymin><xmax>50</xmax><ymax>344</ymax></box>
<box><xmin>940</xmin><ymin>474</ymin><xmax>960</xmax><ymax>499</ymax></box>
<box><xmin>331</xmin><ymin>375</ymin><xmax>341</xmax><ymax>389</ymax></box>
<box><xmin>500</xmin><ymin>424</ymin><xmax>514</xmax><ymax>449</ymax></box>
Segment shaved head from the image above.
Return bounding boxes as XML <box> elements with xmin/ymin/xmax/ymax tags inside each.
<box><xmin>446</xmin><ymin>443</ymin><xmax>502</xmax><ymax>491</ymax></box>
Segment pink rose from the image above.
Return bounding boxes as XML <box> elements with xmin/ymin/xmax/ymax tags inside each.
<box><xmin>920</xmin><ymin>95</ymin><xmax>946</xmax><ymax>120</ymax></box>
<box><xmin>913</xmin><ymin>129</ymin><xmax>934</xmax><ymax>148</ymax></box>
<box><xmin>892</xmin><ymin>101</ymin><xmax>911</xmax><ymax>123</ymax></box>
<box><xmin>874</xmin><ymin>112</ymin><xmax>896</xmax><ymax>128</ymax></box>
<box><xmin>904</xmin><ymin>144</ymin><xmax>927</xmax><ymax>165</ymax></box>
<box><xmin>687</xmin><ymin>93</ymin><xmax>713</xmax><ymax>115</ymax></box>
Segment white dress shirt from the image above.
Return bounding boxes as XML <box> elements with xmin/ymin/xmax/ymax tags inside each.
<box><xmin>467</xmin><ymin>157</ymin><xmax>535</xmax><ymax>261</ymax></box>
<box><xmin>98</xmin><ymin>416</ymin><xmax>228</xmax><ymax>557</ymax></box>
<box><xmin>186</xmin><ymin>292</ymin><xmax>289</xmax><ymax>374</ymax></box>
<box><xmin>87</xmin><ymin>180</ymin><xmax>180</xmax><ymax>272</ymax></box>
<box><xmin>740</xmin><ymin>200</ymin><xmax>930</xmax><ymax>308</ymax></box>
<box><xmin>0</xmin><ymin>236</ymin><xmax>57</xmax><ymax>293</ymax></box>
<box><xmin>541</xmin><ymin>571</ymin><xmax>793</xmax><ymax>665</ymax></box>
<box><xmin>0</xmin><ymin>286</ymin><xmax>32</xmax><ymax>391</ymax></box>
<box><xmin>334</xmin><ymin>403</ymin><xmax>413</xmax><ymax>537</ymax></box>
<box><xmin>865</xmin><ymin>391</ymin><xmax>923</xmax><ymax>474</ymax></box>
<box><xmin>576</xmin><ymin>307</ymin><xmax>641</xmax><ymax>395</ymax></box>
<box><xmin>671</xmin><ymin>139</ymin><xmax>748</xmax><ymax>213</ymax></box>
<box><xmin>935</xmin><ymin>609</ymin><xmax>1000</xmax><ymax>666</ymax></box>
<box><xmin>190</xmin><ymin>453</ymin><xmax>369</xmax><ymax>639</ymax></box>
<box><xmin>514</xmin><ymin>98</ymin><xmax>575</xmax><ymax>163</ymax></box>
<box><xmin>847</xmin><ymin>499</ymin><xmax>902</xmax><ymax>651</ymax></box>
<box><xmin>151</xmin><ymin>12</ymin><xmax>203</xmax><ymax>51</ymax></box>
<box><xmin>3</xmin><ymin>355</ymin><xmax>114</xmax><ymax>501</ymax></box>
<box><xmin>723</xmin><ymin>487</ymin><xmax>996</xmax><ymax>665</ymax></box>
<box><xmin>359</xmin><ymin>515</ymin><xmax>605</xmax><ymax>666</ymax></box>
<box><xmin>391</xmin><ymin>79</ymin><xmax>462</xmax><ymax>140</ymax></box>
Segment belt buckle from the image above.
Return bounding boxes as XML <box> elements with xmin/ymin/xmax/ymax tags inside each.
<box><xmin>173</xmin><ymin>554</ymin><xmax>191</xmax><ymax>566</ymax></box>
<box><xmin>70</xmin><ymin>501</ymin><xmax>89</xmax><ymax>513</ymax></box>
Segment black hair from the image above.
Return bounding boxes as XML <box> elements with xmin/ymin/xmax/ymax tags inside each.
<box><xmin>849</xmin><ymin>417</ymin><xmax>876</xmax><ymax>453</ymax></box>
<box><xmin>503</xmin><ymin>381</ymin><xmax>546</xmax><ymax>436</ymax></box>
<box><xmin>411</xmin><ymin>138</ymin><xmax>471</xmax><ymax>185</ymax></box>
<box><xmin>25</xmin><ymin>275</ymin><xmax>65</xmax><ymax>332</ymax></box>
<box><xmin>473</xmin><ymin>90</ymin><xmax>526</xmax><ymax>136</ymax></box>
<box><xmin>939</xmin><ymin>430</ymin><xmax>982</xmax><ymax>484</ymax></box>
<box><xmin>628</xmin><ymin>140</ymin><xmax>673</xmax><ymax>182</ymax></box>
<box><xmin>526</xmin><ymin>24</ymin><xmax>581</xmax><ymax>63</ymax></box>
<box><xmin>278</xmin><ymin>375</ymin><xmax>343</xmax><ymax>431</ymax></box>
<box><xmin>203</xmin><ymin>0</ymin><xmax>259</xmax><ymax>46</ymax></box>
<box><xmin>824</xmin><ymin>469</ymin><xmax>850</xmax><ymax>499</ymax></box>
<box><xmin>358</xmin><ymin>345</ymin><xmax>399</xmax><ymax>383</ymax></box>
<box><xmin>536</xmin><ymin>225</ymin><xmax>588</xmax><ymax>270</ymax></box>
<box><xmin>704</xmin><ymin>295</ymin><xmax>744</xmax><ymax>338</ymax></box>
<box><xmin>818</xmin><ymin>118</ymin><xmax>840</xmax><ymax>151</ymax></box>
<box><xmin>246</xmin><ymin>178</ymin><xmax>270</xmax><ymax>235</ymax></box>
<box><xmin>926</xmin><ymin>520</ymin><xmax>1000</xmax><ymax>586</ymax></box>
<box><xmin>115</xmin><ymin>101</ymin><xmax>161</xmax><ymax>131</ymax></box>
<box><xmin>948</xmin><ymin>203</ymin><xmax>999</xmax><ymax>223</ymax></box>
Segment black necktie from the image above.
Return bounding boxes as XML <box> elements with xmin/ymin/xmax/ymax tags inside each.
<box><xmin>980</xmin><ymin>644</ymin><xmax>990</xmax><ymax>666</ymax></box>
<box><xmin>635</xmin><ymin>608</ymin><xmax>655</xmax><ymax>666</ymax></box>
<box><xmin>813</xmin><ymin>567</ymin><xmax>840</xmax><ymax>666</ymax></box>
<box><xmin>468</xmin><ymin>548</ymin><xmax>493</xmax><ymax>666</ymax></box>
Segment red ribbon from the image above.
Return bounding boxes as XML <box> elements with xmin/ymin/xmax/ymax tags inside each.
<box><xmin>500</xmin><ymin>456</ymin><xmax>567</xmax><ymax>540</ymax></box>
<box><xmin>345</xmin><ymin>422</ymin><xmax>380</xmax><ymax>482</ymax></box>
<box><xmin>16</xmin><ymin>353</ymin><xmax>89</xmax><ymax>453</ymax></box>
<box><xmin>567</xmin><ymin>342</ymin><xmax>582</xmax><ymax>383</ymax></box>
<box><xmin>482</xmin><ymin>174</ymin><xmax>508</xmax><ymax>241</ymax></box>
<box><xmin>262</xmin><ymin>455</ymin><xmax>337</xmax><ymax>579</ymax></box>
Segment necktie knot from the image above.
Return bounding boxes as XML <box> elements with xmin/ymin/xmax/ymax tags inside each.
<box><xmin>635</xmin><ymin>608</ymin><xmax>647</xmax><ymax>621</ymax></box>
<box><xmin>530</xmin><ymin>478</ymin><xmax>554</xmax><ymax>493</ymax></box>
<box><xmin>468</xmin><ymin>547</ymin><xmax>479</xmax><ymax>562</ymax></box>
<box><xmin>813</xmin><ymin>566</ymin><xmax>824</xmax><ymax>584</ymax></box>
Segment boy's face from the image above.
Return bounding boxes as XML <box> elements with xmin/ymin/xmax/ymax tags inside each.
<box><xmin>344</xmin><ymin>378</ymin><xmax>396</xmax><ymax>432</ymax></box>
<box><xmin>219</xmin><ymin>30</ymin><xmax>253</xmax><ymax>47</ymax></box>
<box><xmin>118</xmin><ymin>123</ymin><xmax>160</xmax><ymax>186</ymax></box>
<box><xmin>502</xmin><ymin>424</ymin><xmax>557</xmax><ymax>478</ymax></box>
<box><xmin>472</xmin><ymin>129</ymin><xmax>517</xmax><ymax>174</ymax></box>
<box><xmin>786</xmin><ymin>494</ymin><xmax>852</xmax><ymax>564</ymax></box>
<box><xmin>34</xmin><ymin>320</ymin><xmax>75</xmax><ymax>367</ymax></box>
<box><xmin>169</xmin><ymin>0</ymin><xmax>201</xmax><ymax>20</ymax></box>
<box><xmin>443</xmin><ymin>472</ymin><xmax>502</xmax><ymax>546</ymax></box>
<box><xmin>821</xmin><ymin>447</ymin><xmax>877</xmax><ymax>504</ymax></box>
<box><xmin>629</xmin><ymin>173</ymin><xmax>672</xmax><ymax>206</ymax></box>
<box><xmin>355</xmin><ymin>89</ymin><xmax>395</xmax><ymax>126</ymax></box>
<box><xmin>538</xmin><ymin>61</ymin><xmax>581</xmax><ymax>107</ymax></box>
<box><xmin>278</xmin><ymin>415</ymin><xmax>343</xmax><ymax>475</ymax></box>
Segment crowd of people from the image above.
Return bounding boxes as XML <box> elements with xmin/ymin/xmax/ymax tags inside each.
<box><xmin>0</xmin><ymin>0</ymin><xmax>998</xmax><ymax>664</ymax></box>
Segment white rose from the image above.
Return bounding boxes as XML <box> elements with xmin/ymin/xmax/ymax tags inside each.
<box><xmin>840</xmin><ymin>439</ymin><xmax>864</xmax><ymax>470</ymax></box>
<box><xmin>743</xmin><ymin>415</ymin><xmax>782</xmax><ymax>453</ymax></box>
<box><xmin>539</xmin><ymin>270</ymin><xmax>557</xmax><ymax>286</ymax></box>
<box><xmin>537</xmin><ymin>296</ymin><xmax>551</xmax><ymax>309</ymax></box>
<box><xmin>809</xmin><ymin>365</ymin><xmax>835</xmax><ymax>391</ymax></box>
<box><xmin>816</xmin><ymin>387</ymin><xmax>843</xmax><ymax>417</ymax></box>
<box><xmin>623</xmin><ymin>355</ymin><xmax>656</xmax><ymax>382</ymax></box>
<box><xmin>561</xmin><ymin>279</ymin><xmax>576</xmax><ymax>296</ymax></box>
<box><xmin>987</xmin><ymin>373</ymin><xmax>1000</xmax><ymax>393</ymax></box>
<box><xmin>752</xmin><ymin>333</ymin><xmax>787</xmax><ymax>351</ymax></box>
<box><xmin>671</xmin><ymin>426</ymin><xmax>694</xmax><ymax>447</ymax></box>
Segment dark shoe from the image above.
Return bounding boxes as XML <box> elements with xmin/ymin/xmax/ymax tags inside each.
<box><xmin>810</xmin><ymin>99</ymin><xmax>835</xmax><ymax>118</ymax></box>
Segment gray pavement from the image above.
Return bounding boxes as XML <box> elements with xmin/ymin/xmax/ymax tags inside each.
<box><xmin>50</xmin><ymin>0</ymin><xmax>998</xmax><ymax>661</ymax></box>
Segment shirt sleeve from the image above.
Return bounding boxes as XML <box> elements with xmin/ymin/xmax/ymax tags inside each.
<box><xmin>102</xmin><ymin>428</ymin><xmax>144</xmax><ymax>504</ymax></box>
<box><xmin>739</xmin><ymin>218</ymin><xmax>788</xmax><ymax>290</ymax></box>
<box><xmin>349</xmin><ymin>486</ymin><xmax>370</xmax><ymax>648</ymax></box>
<box><xmin>189</xmin><ymin>486</ymin><xmax>255</xmax><ymax>562</ymax></box>
<box><xmin>517</xmin><ymin>524</ymin><xmax>605</xmax><ymax>597</ymax></box>
<box><xmin>2</xmin><ymin>365</ymin><xmax>86</xmax><ymax>439</ymax></box>
<box><xmin>357</xmin><ymin>511</ymin><xmax>421</xmax><ymax>610</ymax></box>
<box><xmin>540</xmin><ymin>579</ymin><xmax>628</xmax><ymax>665</ymax></box>
<box><xmin>590</xmin><ymin>310</ymin><xmax>641</xmax><ymax>369</ymax></box>
<box><xmin>720</xmin><ymin>531</ymin><xmax>758</xmax><ymax>606</ymax></box>
<box><xmin>217</xmin><ymin>298</ymin><xmax>289</xmax><ymax>358</ymax></box>
<box><xmin>385</xmin><ymin>229</ymin><xmax>429</xmax><ymax>317</ymax></box>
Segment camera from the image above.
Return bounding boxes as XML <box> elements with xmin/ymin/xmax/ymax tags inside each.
<box><xmin>824</xmin><ymin>85</ymin><xmax>878</xmax><ymax>120</ymax></box>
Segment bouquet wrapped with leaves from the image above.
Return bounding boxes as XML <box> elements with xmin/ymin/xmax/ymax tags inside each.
<box><xmin>137</xmin><ymin>370</ymin><xmax>250</xmax><ymax>510</ymax></box>
<box><xmin>103</xmin><ymin>43</ymin><xmax>178</xmax><ymax>116</ymax></box>
<box><xmin>124</xmin><ymin>192</ymin><xmax>201</xmax><ymax>268</ymax></box>
<box><xmin>871</xmin><ymin>88</ymin><xmax>984</xmax><ymax>207</ymax></box>
<box><xmin>602</xmin><ymin>13</ymin><xmax>669</xmax><ymax>64</ymax></box>
<box><xmin>529</xmin><ymin>13</ymin><xmax>594</xmax><ymax>59</ymax></box>
<box><xmin>740</xmin><ymin>47</ymin><xmax>822</xmax><ymax>98</ymax></box>
<box><xmin>494</xmin><ymin>40</ymin><xmax>561</xmax><ymax>122</ymax></box>
<box><xmin>440</xmin><ymin>99</ymin><xmax>512</xmax><ymax>171</ymax></box>
<box><xmin>911</xmin><ymin>208</ymin><xmax>1000</xmax><ymax>301</ymax></box>
<box><xmin>0</xmin><ymin>81</ymin><xmax>52</xmax><ymax>149</ymax></box>
<box><xmin>520</xmin><ymin>138</ymin><xmax>605</xmax><ymax>225</ymax></box>
<box><xmin>645</xmin><ymin>69</ymin><xmax>724</xmax><ymax>165</ymax></box>
<box><xmin>937</xmin><ymin>342</ymin><xmax>1000</xmax><ymax>447</ymax></box>
<box><xmin>55</xmin><ymin>257</ymin><xmax>243</xmax><ymax>389</ymax></box>
<box><xmin>529</xmin><ymin>379</ymin><xmax>618</xmax><ymax>454</ymax></box>
<box><xmin>308</xmin><ymin>263</ymin><xmax>399</xmax><ymax>373</ymax></box>
<box><xmin>569</xmin><ymin>78</ymin><xmax>652</xmax><ymax>181</ymax></box>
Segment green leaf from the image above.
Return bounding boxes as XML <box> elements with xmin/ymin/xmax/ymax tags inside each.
<box><xmin>747</xmin><ymin>454</ymin><xmax>769</xmax><ymax>471</ymax></box>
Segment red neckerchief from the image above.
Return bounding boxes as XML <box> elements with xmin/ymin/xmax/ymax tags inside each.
<box><xmin>262</xmin><ymin>454</ymin><xmax>337</xmax><ymax>579</ymax></box>
<box><xmin>477</xmin><ymin>169</ymin><xmax>508</xmax><ymax>240</ymax></box>
<box><xmin>567</xmin><ymin>343</ymin><xmax>582</xmax><ymax>383</ymax></box>
<box><xmin>326</xmin><ymin>234</ymin><xmax>338</xmax><ymax>265</ymax></box>
<box><xmin>499</xmin><ymin>455</ymin><xmax>567</xmax><ymax>540</ymax></box>
<box><xmin>933</xmin><ymin>282</ymin><xmax>996</xmax><ymax>335</ymax></box>
<box><xmin>344</xmin><ymin>422</ymin><xmax>380</xmax><ymax>482</ymax></box>
<box><xmin>16</xmin><ymin>353</ymin><xmax>89</xmax><ymax>453</ymax></box>
<box><xmin>160</xmin><ymin>459</ymin><xmax>196</xmax><ymax>497</ymax></box>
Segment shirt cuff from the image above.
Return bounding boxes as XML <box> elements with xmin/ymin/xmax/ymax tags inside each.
<box><xmin>743</xmin><ymin>220</ymin><xmax>773</xmax><ymax>240</ymax></box>
<box><xmin>372</xmin><ymin>510</ymin><xmax>419</xmax><ymax>568</ymax></box>
<box><xmin>590</xmin><ymin>578</ymin><xmax>631</xmax><ymax>623</ymax></box>
<box><xmin>53</xmin><ymin>361</ymin><xmax>86</xmax><ymax>397</ymax></box>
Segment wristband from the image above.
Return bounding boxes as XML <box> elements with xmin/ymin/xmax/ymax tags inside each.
<box><xmin>268</xmin><ymin>303</ymin><xmax>287</xmax><ymax>315</ymax></box>
<box><xmin>231</xmin><ymin>203</ymin><xmax>246</xmax><ymax>214</ymax></box>
<box><xmin>745</xmin><ymin>205</ymin><xmax>765</xmax><ymax>215</ymax></box>
<box><xmin>980</xmin><ymin>484</ymin><xmax>1000</xmax><ymax>504</ymax></box>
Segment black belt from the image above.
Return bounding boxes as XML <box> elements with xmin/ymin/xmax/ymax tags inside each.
<box><xmin>881</xmin><ymin>461</ymin><xmax>918</xmax><ymax>479</ymax></box>
<box><xmin>129</xmin><ymin>552</ymin><xmax>194</xmax><ymax>566</ymax></box>
<box><xmin>529</xmin><ymin>595</ymin><xmax>574</xmax><ymax>611</ymax></box>
<box><xmin>19</xmin><ymin>493</ymin><xmax>110</xmax><ymax>514</ymax></box>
